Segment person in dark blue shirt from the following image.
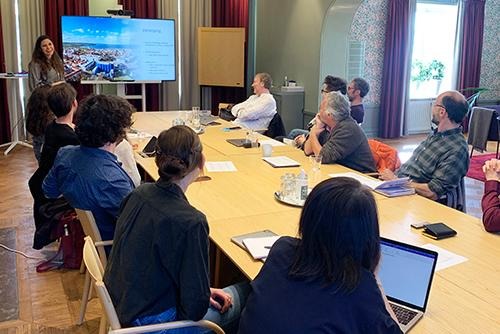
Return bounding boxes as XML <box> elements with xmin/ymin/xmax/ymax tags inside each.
<box><xmin>238</xmin><ymin>177</ymin><xmax>402</xmax><ymax>334</ymax></box>
<box><xmin>43</xmin><ymin>94</ymin><xmax>135</xmax><ymax>242</ymax></box>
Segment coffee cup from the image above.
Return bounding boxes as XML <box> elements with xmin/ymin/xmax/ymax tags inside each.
<box><xmin>262</xmin><ymin>143</ymin><xmax>273</xmax><ymax>157</ymax></box>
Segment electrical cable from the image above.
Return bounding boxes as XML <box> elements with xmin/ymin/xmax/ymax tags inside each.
<box><xmin>0</xmin><ymin>242</ymin><xmax>46</xmax><ymax>260</ymax></box>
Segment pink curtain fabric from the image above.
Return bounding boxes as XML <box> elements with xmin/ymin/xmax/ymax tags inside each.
<box><xmin>210</xmin><ymin>0</ymin><xmax>249</xmax><ymax>112</ymax></box>
<box><xmin>44</xmin><ymin>0</ymin><xmax>93</xmax><ymax>101</ymax></box>
<box><xmin>457</xmin><ymin>0</ymin><xmax>486</xmax><ymax>97</ymax></box>
<box><xmin>379</xmin><ymin>0</ymin><xmax>411</xmax><ymax>139</ymax></box>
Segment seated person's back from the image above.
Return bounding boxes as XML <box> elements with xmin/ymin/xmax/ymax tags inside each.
<box><xmin>303</xmin><ymin>91</ymin><xmax>376</xmax><ymax>173</ymax></box>
<box><xmin>28</xmin><ymin>83</ymin><xmax>79</xmax><ymax>249</ymax></box>
<box><xmin>231</xmin><ymin>72</ymin><xmax>276</xmax><ymax>130</ymax></box>
<box><xmin>43</xmin><ymin>94</ymin><xmax>135</xmax><ymax>241</ymax></box>
<box><xmin>238</xmin><ymin>178</ymin><xmax>402</xmax><ymax>334</ymax></box>
<box><xmin>105</xmin><ymin>126</ymin><xmax>247</xmax><ymax>332</ymax></box>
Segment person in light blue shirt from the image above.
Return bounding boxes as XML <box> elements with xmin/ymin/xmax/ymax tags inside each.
<box><xmin>43</xmin><ymin>94</ymin><xmax>135</xmax><ymax>242</ymax></box>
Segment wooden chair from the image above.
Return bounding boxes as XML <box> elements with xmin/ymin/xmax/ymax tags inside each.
<box><xmin>75</xmin><ymin>209</ymin><xmax>113</xmax><ymax>326</ymax></box>
<box><xmin>82</xmin><ymin>236</ymin><xmax>225</xmax><ymax>334</ymax></box>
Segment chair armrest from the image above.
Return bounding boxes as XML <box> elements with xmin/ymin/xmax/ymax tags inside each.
<box><xmin>109</xmin><ymin>320</ymin><xmax>224</xmax><ymax>334</ymax></box>
<box><xmin>95</xmin><ymin>240</ymin><xmax>113</xmax><ymax>247</ymax></box>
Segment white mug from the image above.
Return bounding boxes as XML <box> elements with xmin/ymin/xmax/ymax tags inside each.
<box><xmin>262</xmin><ymin>143</ymin><xmax>273</xmax><ymax>157</ymax></box>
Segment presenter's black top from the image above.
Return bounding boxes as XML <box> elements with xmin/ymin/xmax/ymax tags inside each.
<box><xmin>238</xmin><ymin>237</ymin><xmax>402</xmax><ymax>334</ymax></box>
<box><xmin>104</xmin><ymin>181</ymin><xmax>211</xmax><ymax>326</ymax></box>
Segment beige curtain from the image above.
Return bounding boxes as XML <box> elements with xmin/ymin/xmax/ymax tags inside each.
<box><xmin>158</xmin><ymin>0</ymin><xmax>211</xmax><ymax>110</ymax></box>
<box><xmin>0</xmin><ymin>0</ymin><xmax>25</xmax><ymax>140</ymax></box>
<box><xmin>19</xmin><ymin>0</ymin><xmax>45</xmax><ymax>71</ymax></box>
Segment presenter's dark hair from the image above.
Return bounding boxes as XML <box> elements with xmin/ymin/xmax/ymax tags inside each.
<box><xmin>30</xmin><ymin>35</ymin><xmax>64</xmax><ymax>76</ymax></box>
<box><xmin>442</xmin><ymin>92</ymin><xmax>468</xmax><ymax>124</ymax></box>
<box><xmin>26</xmin><ymin>85</ymin><xmax>54</xmax><ymax>137</ymax></box>
<box><xmin>155</xmin><ymin>126</ymin><xmax>203</xmax><ymax>182</ymax></box>
<box><xmin>323</xmin><ymin>76</ymin><xmax>347</xmax><ymax>95</ymax></box>
<box><xmin>351</xmin><ymin>78</ymin><xmax>370</xmax><ymax>98</ymax></box>
<box><xmin>289</xmin><ymin>177</ymin><xmax>380</xmax><ymax>292</ymax></box>
<box><xmin>257</xmin><ymin>72</ymin><xmax>272</xmax><ymax>89</ymax></box>
<box><xmin>75</xmin><ymin>94</ymin><xmax>134</xmax><ymax>147</ymax></box>
<box><xmin>47</xmin><ymin>83</ymin><xmax>77</xmax><ymax>117</ymax></box>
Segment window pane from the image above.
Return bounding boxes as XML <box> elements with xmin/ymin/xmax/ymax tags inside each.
<box><xmin>409</xmin><ymin>2</ymin><xmax>459</xmax><ymax>99</ymax></box>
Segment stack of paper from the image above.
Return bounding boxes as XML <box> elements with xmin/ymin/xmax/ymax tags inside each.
<box><xmin>329</xmin><ymin>172</ymin><xmax>415</xmax><ymax>197</ymax></box>
<box><xmin>242</xmin><ymin>235</ymin><xmax>281</xmax><ymax>260</ymax></box>
<box><xmin>262</xmin><ymin>156</ymin><xmax>300</xmax><ymax>168</ymax></box>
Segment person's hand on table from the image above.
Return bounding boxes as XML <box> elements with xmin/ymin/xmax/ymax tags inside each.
<box><xmin>379</xmin><ymin>169</ymin><xmax>397</xmax><ymax>181</ymax></box>
<box><xmin>294</xmin><ymin>134</ymin><xmax>306</xmax><ymax>147</ymax></box>
<box><xmin>483</xmin><ymin>158</ymin><xmax>500</xmax><ymax>181</ymax></box>
<box><xmin>209</xmin><ymin>288</ymin><xmax>232</xmax><ymax>313</ymax></box>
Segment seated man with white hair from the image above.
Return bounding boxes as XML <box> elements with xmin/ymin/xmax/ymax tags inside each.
<box><xmin>303</xmin><ymin>91</ymin><xmax>376</xmax><ymax>173</ymax></box>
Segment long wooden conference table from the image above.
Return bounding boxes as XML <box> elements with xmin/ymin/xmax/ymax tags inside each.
<box><xmin>131</xmin><ymin>112</ymin><xmax>500</xmax><ymax>333</ymax></box>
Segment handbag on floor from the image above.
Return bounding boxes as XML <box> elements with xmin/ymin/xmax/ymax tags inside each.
<box><xmin>36</xmin><ymin>210</ymin><xmax>85</xmax><ymax>272</ymax></box>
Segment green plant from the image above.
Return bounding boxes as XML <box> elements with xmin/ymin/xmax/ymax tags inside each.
<box><xmin>411</xmin><ymin>59</ymin><xmax>445</xmax><ymax>82</ymax></box>
<box><xmin>429</xmin><ymin>60</ymin><xmax>444</xmax><ymax>80</ymax></box>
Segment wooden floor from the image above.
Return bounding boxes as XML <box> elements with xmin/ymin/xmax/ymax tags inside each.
<box><xmin>0</xmin><ymin>135</ymin><xmax>492</xmax><ymax>333</ymax></box>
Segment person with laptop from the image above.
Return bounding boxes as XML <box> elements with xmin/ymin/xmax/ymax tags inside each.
<box><xmin>104</xmin><ymin>126</ymin><xmax>249</xmax><ymax>333</ymax></box>
<box><xmin>238</xmin><ymin>177</ymin><xmax>401</xmax><ymax>333</ymax></box>
<box><xmin>230</xmin><ymin>72</ymin><xmax>277</xmax><ymax>130</ymax></box>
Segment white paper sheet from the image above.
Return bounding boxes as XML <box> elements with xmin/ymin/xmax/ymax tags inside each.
<box><xmin>262</xmin><ymin>156</ymin><xmax>300</xmax><ymax>168</ymax></box>
<box><xmin>205</xmin><ymin>161</ymin><xmax>237</xmax><ymax>172</ymax></box>
<box><xmin>242</xmin><ymin>235</ymin><xmax>281</xmax><ymax>259</ymax></box>
<box><xmin>420</xmin><ymin>243</ymin><xmax>468</xmax><ymax>271</ymax></box>
<box><xmin>259</xmin><ymin>139</ymin><xmax>286</xmax><ymax>147</ymax></box>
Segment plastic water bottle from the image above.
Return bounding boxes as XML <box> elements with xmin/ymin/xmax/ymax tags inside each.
<box><xmin>296</xmin><ymin>169</ymin><xmax>308</xmax><ymax>202</ymax></box>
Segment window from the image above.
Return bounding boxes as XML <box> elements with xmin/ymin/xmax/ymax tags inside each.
<box><xmin>409</xmin><ymin>1</ymin><xmax>459</xmax><ymax>99</ymax></box>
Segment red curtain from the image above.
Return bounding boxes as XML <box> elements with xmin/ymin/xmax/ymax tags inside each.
<box><xmin>211</xmin><ymin>0</ymin><xmax>249</xmax><ymax>112</ymax></box>
<box><xmin>457</xmin><ymin>0</ymin><xmax>485</xmax><ymax>97</ymax></box>
<box><xmin>0</xmin><ymin>8</ymin><xmax>11</xmax><ymax>144</ymax></box>
<box><xmin>121</xmin><ymin>0</ymin><xmax>160</xmax><ymax>111</ymax></box>
<box><xmin>378</xmin><ymin>0</ymin><xmax>410</xmax><ymax>138</ymax></box>
<box><xmin>44</xmin><ymin>0</ymin><xmax>93</xmax><ymax>101</ymax></box>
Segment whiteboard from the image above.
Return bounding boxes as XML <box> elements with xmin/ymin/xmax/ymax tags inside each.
<box><xmin>197</xmin><ymin>27</ymin><xmax>245</xmax><ymax>87</ymax></box>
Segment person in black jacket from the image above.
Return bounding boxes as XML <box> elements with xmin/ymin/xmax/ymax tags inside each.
<box><xmin>104</xmin><ymin>125</ymin><xmax>249</xmax><ymax>333</ymax></box>
<box><xmin>28</xmin><ymin>83</ymin><xmax>79</xmax><ymax>249</ymax></box>
<box><xmin>238</xmin><ymin>177</ymin><xmax>402</xmax><ymax>334</ymax></box>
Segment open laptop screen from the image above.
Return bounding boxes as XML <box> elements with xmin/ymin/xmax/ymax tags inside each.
<box><xmin>378</xmin><ymin>238</ymin><xmax>438</xmax><ymax>311</ymax></box>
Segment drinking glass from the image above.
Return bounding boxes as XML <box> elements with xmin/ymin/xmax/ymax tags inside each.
<box><xmin>310</xmin><ymin>154</ymin><xmax>322</xmax><ymax>172</ymax></box>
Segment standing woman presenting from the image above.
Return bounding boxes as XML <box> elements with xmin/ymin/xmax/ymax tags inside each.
<box><xmin>28</xmin><ymin>35</ymin><xmax>65</xmax><ymax>161</ymax></box>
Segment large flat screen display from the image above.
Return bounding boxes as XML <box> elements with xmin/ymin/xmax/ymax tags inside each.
<box><xmin>61</xmin><ymin>16</ymin><xmax>175</xmax><ymax>82</ymax></box>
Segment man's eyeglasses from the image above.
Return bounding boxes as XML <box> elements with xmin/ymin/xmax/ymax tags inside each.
<box><xmin>434</xmin><ymin>103</ymin><xmax>446</xmax><ymax>110</ymax></box>
<box><xmin>321</xmin><ymin>89</ymin><xmax>329</xmax><ymax>94</ymax></box>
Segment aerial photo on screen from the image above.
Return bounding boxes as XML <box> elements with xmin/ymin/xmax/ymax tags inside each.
<box><xmin>62</xmin><ymin>16</ymin><xmax>175</xmax><ymax>82</ymax></box>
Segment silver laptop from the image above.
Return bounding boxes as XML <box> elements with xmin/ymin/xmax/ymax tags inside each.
<box><xmin>378</xmin><ymin>237</ymin><xmax>438</xmax><ymax>333</ymax></box>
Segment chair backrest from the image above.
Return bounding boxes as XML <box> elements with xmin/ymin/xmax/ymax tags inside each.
<box><xmin>264</xmin><ymin>112</ymin><xmax>286</xmax><ymax>139</ymax></box>
<box><xmin>441</xmin><ymin>177</ymin><xmax>467</xmax><ymax>213</ymax></box>
<box><xmin>75</xmin><ymin>209</ymin><xmax>108</xmax><ymax>266</ymax></box>
<box><xmin>83</xmin><ymin>236</ymin><xmax>226</xmax><ymax>333</ymax></box>
<box><xmin>83</xmin><ymin>236</ymin><xmax>122</xmax><ymax>330</ymax></box>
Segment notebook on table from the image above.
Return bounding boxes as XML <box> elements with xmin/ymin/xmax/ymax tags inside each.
<box><xmin>378</xmin><ymin>237</ymin><xmax>438</xmax><ymax>333</ymax></box>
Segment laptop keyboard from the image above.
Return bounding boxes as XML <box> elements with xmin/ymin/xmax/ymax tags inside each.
<box><xmin>390</xmin><ymin>303</ymin><xmax>418</xmax><ymax>325</ymax></box>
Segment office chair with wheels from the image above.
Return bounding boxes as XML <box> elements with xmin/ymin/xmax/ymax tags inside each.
<box><xmin>82</xmin><ymin>236</ymin><xmax>225</xmax><ymax>334</ymax></box>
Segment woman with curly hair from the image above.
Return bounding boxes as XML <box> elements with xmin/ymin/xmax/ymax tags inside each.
<box><xmin>43</xmin><ymin>94</ymin><xmax>136</xmax><ymax>242</ymax></box>
<box><xmin>25</xmin><ymin>85</ymin><xmax>55</xmax><ymax>163</ymax></box>
<box><xmin>28</xmin><ymin>35</ymin><xmax>65</xmax><ymax>92</ymax></box>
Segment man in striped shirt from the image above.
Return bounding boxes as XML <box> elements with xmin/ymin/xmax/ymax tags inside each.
<box><xmin>380</xmin><ymin>91</ymin><xmax>469</xmax><ymax>201</ymax></box>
